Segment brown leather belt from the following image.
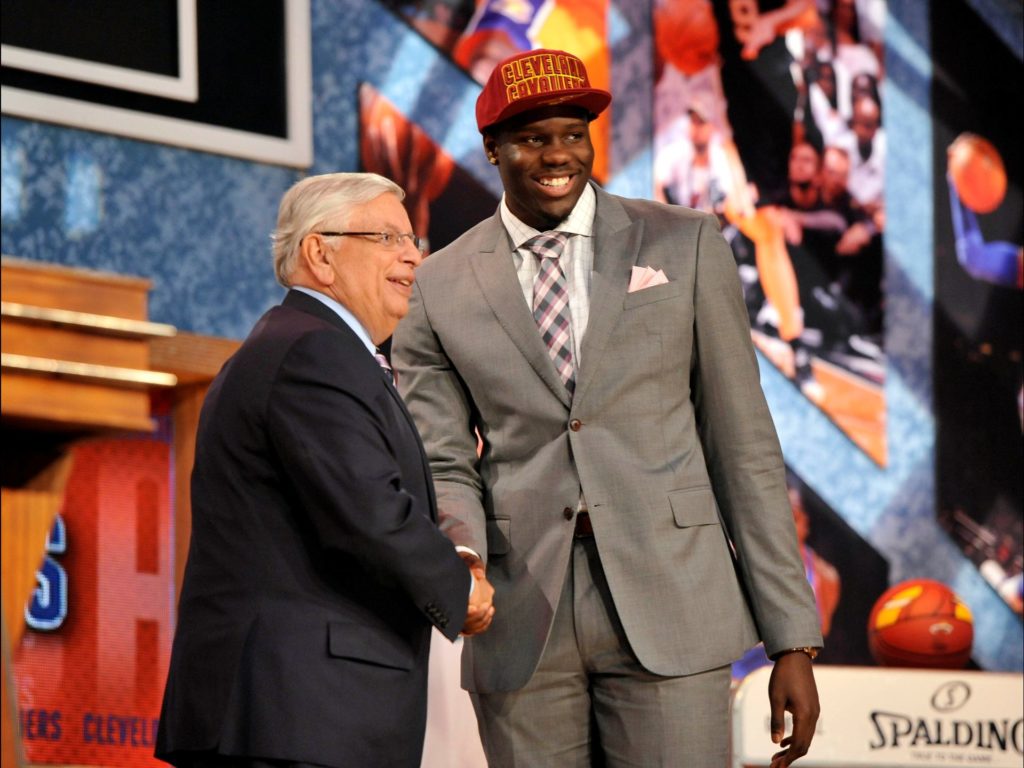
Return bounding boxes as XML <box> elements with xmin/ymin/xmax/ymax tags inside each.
<box><xmin>574</xmin><ymin>511</ymin><xmax>594</xmax><ymax>538</ymax></box>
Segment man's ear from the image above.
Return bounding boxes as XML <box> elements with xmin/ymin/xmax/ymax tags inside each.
<box><xmin>483</xmin><ymin>134</ymin><xmax>499</xmax><ymax>165</ymax></box>
<box><xmin>299</xmin><ymin>233</ymin><xmax>335</xmax><ymax>287</ymax></box>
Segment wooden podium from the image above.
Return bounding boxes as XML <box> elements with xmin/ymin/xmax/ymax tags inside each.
<box><xmin>1</xmin><ymin>256</ymin><xmax>178</xmax><ymax>434</ymax></box>
<box><xmin>1</xmin><ymin>257</ymin><xmax>179</xmax><ymax>767</ymax></box>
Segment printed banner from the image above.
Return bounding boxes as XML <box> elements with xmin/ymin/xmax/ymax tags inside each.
<box><xmin>732</xmin><ymin>666</ymin><xmax>1024</xmax><ymax>766</ymax></box>
<box><xmin>14</xmin><ymin>437</ymin><xmax>175</xmax><ymax>767</ymax></box>
<box><xmin>930</xmin><ymin>0</ymin><xmax>1023</xmax><ymax>619</ymax></box>
<box><xmin>652</xmin><ymin>0</ymin><xmax>888</xmax><ymax>464</ymax></box>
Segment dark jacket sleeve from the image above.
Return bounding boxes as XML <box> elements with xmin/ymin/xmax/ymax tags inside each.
<box><xmin>267</xmin><ymin>328</ymin><xmax>470</xmax><ymax>639</ymax></box>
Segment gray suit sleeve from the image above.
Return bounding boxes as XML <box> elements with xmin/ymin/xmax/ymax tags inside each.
<box><xmin>393</xmin><ymin>280</ymin><xmax>490</xmax><ymax>561</ymax></box>
<box><xmin>690</xmin><ymin>213</ymin><xmax>823</xmax><ymax>655</ymax></box>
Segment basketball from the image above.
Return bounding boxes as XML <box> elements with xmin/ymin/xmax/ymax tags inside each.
<box><xmin>948</xmin><ymin>133</ymin><xmax>1007</xmax><ymax>214</ymax></box>
<box><xmin>654</xmin><ymin>0</ymin><xmax>720</xmax><ymax>76</ymax></box>
<box><xmin>868</xmin><ymin>579</ymin><xmax>974</xmax><ymax>668</ymax></box>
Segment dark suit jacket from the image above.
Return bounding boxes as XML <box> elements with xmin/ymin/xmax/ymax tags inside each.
<box><xmin>156</xmin><ymin>290</ymin><xmax>470</xmax><ymax>768</ymax></box>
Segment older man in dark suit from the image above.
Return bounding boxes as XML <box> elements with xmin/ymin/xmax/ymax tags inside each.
<box><xmin>156</xmin><ymin>172</ymin><xmax>494</xmax><ymax>768</ymax></box>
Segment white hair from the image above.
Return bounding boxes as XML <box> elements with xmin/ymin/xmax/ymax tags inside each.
<box><xmin>271</xmin><ymin>172</ymin><xmax>404</xmax><ymax>287</ymax></box>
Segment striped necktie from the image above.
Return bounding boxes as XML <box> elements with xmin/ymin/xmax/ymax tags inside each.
<box><xmin>374</xmin><ymin>350</ymin><xmax>395</xmax><ymax>386</ymax></box>
<box><xmin>526</xmin><ymin>231</ymin><xmax>574</xmax><ymax>395</ymax></box>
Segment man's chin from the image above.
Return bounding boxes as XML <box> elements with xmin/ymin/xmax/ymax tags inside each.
<box><xmin>536</xmin><ymin>196</ymin><xmax>581</xmax><ymax>225</ymax></box>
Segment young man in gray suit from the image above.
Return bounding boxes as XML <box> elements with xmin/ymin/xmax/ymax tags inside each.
<box><xmin>393</xmin><ymin>50</ymin><xmax>821</xmax><ymax>767</ymax></box>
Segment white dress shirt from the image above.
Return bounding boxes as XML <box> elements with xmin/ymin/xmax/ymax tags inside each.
<box><xmin>292</xmin><ymin>285</ymin><xmax>376</xmax><ymax>355</ymax></box>
<box><xmin>499</xmin><ymin>183</ymin><xmax>596</xmax><ymax>367</ymax></box>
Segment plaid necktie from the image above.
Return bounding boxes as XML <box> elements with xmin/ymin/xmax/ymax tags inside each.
<box><xmin>527</xmin><ymin>231</ymin><xmax>575</xmax><ymax>394</ymax></box>
<box><xmin>374</xmin><ymin>350</ymin><xmax>395</xmax><ymax>386</ymax></box>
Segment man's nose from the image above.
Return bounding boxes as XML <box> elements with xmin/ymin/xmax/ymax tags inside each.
<box><xmin>402</xmin><ymin>239</ymin><xmax>424</xmax><ymax>266</ymax></box>
<box><xmin>542</xmin><ymin>140</ymin><xmax>573</xmax><ymax>164</ymax></box>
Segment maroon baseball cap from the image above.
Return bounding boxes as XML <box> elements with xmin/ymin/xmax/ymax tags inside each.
<box><xmin>476</xmin><ymin>48</ymin><xmax>611</xmax><ymax>133</ymax></box>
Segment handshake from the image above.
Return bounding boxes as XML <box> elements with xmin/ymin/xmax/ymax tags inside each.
<box><xmin>459</xmin><ymin>552</ymin><xmax>496</xmax><ymax>636</ymax></box>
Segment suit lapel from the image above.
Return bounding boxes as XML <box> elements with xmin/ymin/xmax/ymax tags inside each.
<box><xmin>470</xmin><ymin>213</ymin><xmax>573</xmax><ymax>407</ymax></box>
<box><xmin>283</xmin><ymin>290</ymin><xmax>438</xmax><ymax>520</ymax></box>
<box><xmin>575</xmin><ymin>189</ymin><xmax>644</xmax><ymax>405</ymax></box>
<box><xmin>382</xmin><ymin>378</ymin><xmax>439</xmax><ymax>520</ymax></box>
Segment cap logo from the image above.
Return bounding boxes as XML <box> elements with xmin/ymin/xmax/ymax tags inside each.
<box><xmin>501</xmin><ymin>52</ymin><xmax>586</xmax><ymax>105</ymax></box>
<box><xmin>476</xmin><ymin>47</ymin><xmax>609</xmax><ymax>133</ymax></box>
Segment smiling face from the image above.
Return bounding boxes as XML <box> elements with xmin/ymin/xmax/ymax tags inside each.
<box><xmin>483</xmin><ymin>105</ymin><xmax>594</xmax><ymax>230</ymax></box>
<box><xmin>318</xmin><ymin>192</ymin><xmax>422</xmax><ymax>344</ymax></box>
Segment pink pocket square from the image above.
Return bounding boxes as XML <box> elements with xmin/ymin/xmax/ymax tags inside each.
<box><xmin>628</xmin><ymin>266</ymin><xmax>670</xmax><ymax>293</ymax></box>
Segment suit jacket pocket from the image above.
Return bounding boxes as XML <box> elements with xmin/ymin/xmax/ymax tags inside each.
<box><xmin>486</xmin><ymin>517</ymin><xmax>511</xmax><ymax>556</ymax></box>
<box><xmin>328</xmin><ymin>621</ymin><xmax>414</xmax><ymax>670</ymax></box>
<box><xmin>668</xmin><ymin>486</ymin><xmax>719</xmax><ymax>528</ymax></box>
<box><xmin>623</xmin><ymin>280</ymin><xmax>684</xmax><ymax>309</ymax></box>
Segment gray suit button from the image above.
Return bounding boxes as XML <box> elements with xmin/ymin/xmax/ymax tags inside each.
<box><xmin>563</xmin><ymin>507</ymin><xmax>574</xmax><ymax>520</ymax></box>
<box><xmin>569</xmin><ymin>418</ymin><xmax>582</xmax><ymax>432</ymax></box>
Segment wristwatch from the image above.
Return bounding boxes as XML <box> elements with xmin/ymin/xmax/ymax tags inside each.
<box><xmin>776</xmin><ymin>646</ymin><xmax>819</xmax><ymax>661</ymax></box>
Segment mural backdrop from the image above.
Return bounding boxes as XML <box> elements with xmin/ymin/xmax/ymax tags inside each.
<box><xmin>930</xmin><ymin>0</ymin><xmax>1023</xmax><ymax>618</ymax></box>
<box><xmin>2</xmin><ymin>2</ymin><xmax>1022</xmax><ymax>765</ymax></box>
<box><xmin>653</xmin><ymin>0</ymin><xmax>887</xmax><ymax>465</ymax></box>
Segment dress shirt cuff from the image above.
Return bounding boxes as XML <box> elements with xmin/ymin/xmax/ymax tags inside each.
<box><xmin>455</xmin><ymin>546</ymin><xmax>479</xmax><ymax>597</ymax></box>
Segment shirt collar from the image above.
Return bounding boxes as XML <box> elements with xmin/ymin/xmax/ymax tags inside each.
<box><xmin>291</xmin><ymin>285</ymin><xmax>375</xmax><ymax>355</ymax></box>
<box><xmin>500</xmin><ymin>182</ymin><xmax>596</xmax><ymax>249</ymax></box>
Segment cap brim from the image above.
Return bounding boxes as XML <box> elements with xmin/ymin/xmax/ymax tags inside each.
<box><xmin>480</xmin><ymin>89</ymin><xmax>611</xmax><ymax>133</ymax></box>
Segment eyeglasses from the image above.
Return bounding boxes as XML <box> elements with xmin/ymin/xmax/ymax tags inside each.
<box><xmin>316</xmin><ymin>231</ymin><xmax>425</xmax><ymax>253</ymax></box>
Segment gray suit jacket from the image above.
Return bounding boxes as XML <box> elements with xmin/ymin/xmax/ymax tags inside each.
<box><xmin>393</xmin><ymin>185</ymin><xmax>822</xmax><ymax>694</ymax></box>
